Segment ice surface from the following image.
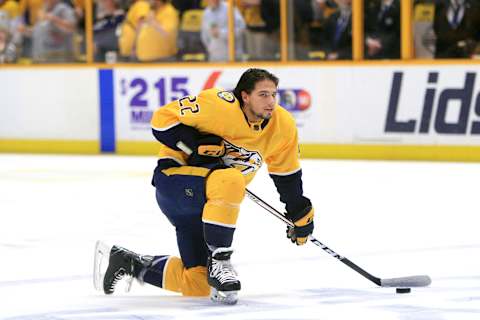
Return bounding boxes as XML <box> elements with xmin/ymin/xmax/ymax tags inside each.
<box><xmin>0</xmin><ymin>154</ymin><xmax>479</xmax><ymax>320</ymax></box>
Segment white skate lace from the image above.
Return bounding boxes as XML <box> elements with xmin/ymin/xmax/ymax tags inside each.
<box><xmin>109</xmin><ymin>267</ymin><xmax>126</xmax><ymax>291</ymax></box>
<box><xmin>210</xmin><ymin>260</ymin><xmax>237</xmax><ymax>284</ymax></box>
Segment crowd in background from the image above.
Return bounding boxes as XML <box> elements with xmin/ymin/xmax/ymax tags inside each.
<box><xmin>1</xmin><ymin>0</ymin><xmax>480</xmax><ymax>63</ymax></box>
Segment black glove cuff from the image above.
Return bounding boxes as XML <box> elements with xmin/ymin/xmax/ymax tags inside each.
<box><xmin>285</xmin><ymin>201</ymin><xmax>312</xmax><ymax>223</ymax></box>
<box><xmin>294</xmin><ymin>221</ymin><xmax>314</xmax><ymax>238</ymax></box>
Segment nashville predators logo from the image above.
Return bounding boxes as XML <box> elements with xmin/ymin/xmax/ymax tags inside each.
<box><xmin>222</xmin><ymin>141</ymin><xmax>262</xmax><ymax>175</ymax></box>
<box><xmin>217</xmin><ymin>91</ymin><xmax>236</xmax><ymax>103</ymax></box>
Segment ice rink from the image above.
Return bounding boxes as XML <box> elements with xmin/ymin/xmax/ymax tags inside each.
<box><xmin>1</xmin><ymin>154</ymin><xmax>479</xmax><ymax>320</ymax></box>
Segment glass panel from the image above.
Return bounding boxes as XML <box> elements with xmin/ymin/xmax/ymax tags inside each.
<box><xmin>200</xmin><ymin>0</ymin><xmax>243</xmax><ymax>62</ymax></box>
<box><xmin>414</xmin><ymin>0</ymin><xmax>479</xmax><ymax>59</ymax></box>
<box><xmin>235</xmin><ymin>0</ymin><xmax>280</xmax><ymax>61</ymax></box>
<box><xmin>289</xmin><ymin>0</ymin><xmax>352</xmax><ymax>61</ymax></box>
<box><xmin>364</xmin><ymin>0</ymin><xmax>401</xmax><ymax>60</ymax></box>
<box><xmin>10</xmin><ymin>0</ymin><xmax>84</xmax><ymax>63</ymax></box>
<box><xmin>288</xmin><ymin>0</ymin><xmax>345</xmax><ymax>60</ymax></box>
<box><xmin>93</xmin><ymin>0</ymin><xmax>127</xmax><ymax>62</ymax></box>
<box><xmin>114</xmin><ymin>0</ymin><xmax>181</xmax><ymax>62</ymax></box>
<box><xmin>0</xmin><ymin>0</ymin><xmax>23</xmax><ymax>63</ymax></box>
<box><xmin>174</xmin><ymin>0</ymin><xmax>207</xmax><ymax>62</ymax></box>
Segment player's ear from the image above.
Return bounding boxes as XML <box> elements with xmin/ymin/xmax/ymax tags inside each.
<box><xmin>241</xmin><ymin>91</ymin><xmax>249</xmax><ymax>104</ymax></box>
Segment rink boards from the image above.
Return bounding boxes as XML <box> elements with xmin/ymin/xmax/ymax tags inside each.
<box><xmin>2</xmin><ymin>63</ymin><xmax>480</xmax><ymax>161</ymax></box>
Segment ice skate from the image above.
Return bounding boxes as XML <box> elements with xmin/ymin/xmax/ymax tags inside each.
<box><xmin>93</xmin><ymin>241</ymin><xmax>152</xmax><ymax>294</ymax></box>
<box><xmin>207</xmin><ymin>247</ymin><xmax>241</xmax><ymax>305</ymax></box>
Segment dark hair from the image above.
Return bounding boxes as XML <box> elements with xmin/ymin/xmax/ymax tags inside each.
<box><xmin>233</xmin><ymin>68</ymin><xmax>279</xmax><ymax>107</ymax></box>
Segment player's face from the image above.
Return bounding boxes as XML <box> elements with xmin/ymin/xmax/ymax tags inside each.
<box><xmin>242</xmin><ymin>80</ymin><xmax>277</xmax><ymax>122</ymax></box>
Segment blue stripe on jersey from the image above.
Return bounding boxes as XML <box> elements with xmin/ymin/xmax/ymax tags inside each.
<box><xmin>98</xmin><ymin>69</ymin><xmax>115</xmax><ymax>152</ymax></box>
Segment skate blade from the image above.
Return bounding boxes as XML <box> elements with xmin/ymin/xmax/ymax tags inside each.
<box><xmin>210</xmin><ymin>288</ymin><xmax>238</xmax><ymax>305</ymax></box>
<box><xmin>93</xmin><ymin>240</ymin><xmax>112</xmax><ymax>291</ymax></box>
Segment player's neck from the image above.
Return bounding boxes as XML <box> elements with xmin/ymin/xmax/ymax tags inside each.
<box><xmin>241</xmin><ymin>105</ymin><xmax>262</xmax><ymax>123</ymax></box>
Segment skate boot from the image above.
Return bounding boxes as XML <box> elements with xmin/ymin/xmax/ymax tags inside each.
<box><xmin>93</xmin><ymin>241</ymin><xmax>152</xmax><ymax>294</ymax></box>
<box><xmin>207</xmin><ymin>247</ymin><xmax>241</xmax><ymax>305</ymax></box>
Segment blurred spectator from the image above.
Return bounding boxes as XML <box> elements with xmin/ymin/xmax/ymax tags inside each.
<box><xmin>135</xmin><ymin>0</ymin><xmax>178</xmax><ymax>62</ymax></box>
<box><xmin>176</xmin><ymin>7</ymin><xmax>205</xmax><ymax>61</ymax></box>
<box><xmin>0</xmin><ymin>0</ymin><xmax>20</xmax><ymax>21</ymax></box>
<box><xmin>19</xmin><ymin>0</ymin><xmax>44</xmax><ymax>26</ymax></box>
<box><xmin>321</xmin><ymin>0</ymin><xmax>351</xmax><ymax>60</ymax></box>
<box><xmin>30</xmin><ymin>0</ymin><xmax>77</xmax><ymax>62</ymax></box>
<box><xmin>201</xmin><ymin>0</ymin><xmax>244</xmax><ymax>61</ymax></box>
<box><xmin>364</xmin><ymin>0</ymin><xmax>400</xmax><ymax>59</ymax></box>
<box><xmin>93</xmin><ymin>0</ymin><xmax>124</xmax><ymax>62</ymax></box>
<box><xmin>433</xmin><ymin>0</ymin><xmax>480</xmax><ymax>58</ymax></box>
<box><xmin>236</xmin><ymin>0</ymin><xmax>279</xmax><ymax>61</ymax></box>
<box><xmin>17</xmin><ymin>0</ymin><xmax>44</xmax><ymax>59</ymax></box>
<box><xmin>172</xmin><ymin>0</ymin><xmax>205</xmax><ymax>17</ymax></box>
<box><xmin>292</xmin><ymin>0</ymin><xmax>337</xmax><ymax>60</ymax></box>
<box><xmin>118</xmin><ymin>0</ymin><xmax>149</xmax><ymax>60</ymax></box>
<box><xmin>291</xmin><ymin>0</ymin><xmax>315</xmax><ymax>60</ymax></box>
<box><xmin>413</xmin><ymin>0</ymin><xmax>436</xmax><ymax>58</ymax></box>
<box><xmin>0</xmin><ymin>21</ymin><xmax>16</xmax><ymax>62</ymax></box>
<box><xmin>1</xmin><ymin>0</ymin><xmax>22</xmax><ymax>42</ymax></box>
<box><xmin>73</xmin><ymin>0</ymin><xmax>85</xmax><ymax>57</ymax></box>
<box><xmin>73</xmin><ymin>0</ymin><xmax>84</xmax><ymax>31</ymax></box>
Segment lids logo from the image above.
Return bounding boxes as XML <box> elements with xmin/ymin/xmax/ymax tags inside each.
<box><xmin>385</xmin><ymin>72</ymin><xmax>480</xmax><ymax>134</ymax></box>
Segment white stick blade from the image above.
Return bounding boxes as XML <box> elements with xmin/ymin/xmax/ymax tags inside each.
<box><xmin>381</xmin><ymin>275</ymin><xmax>432</xmax><ymax>287</ymax></box>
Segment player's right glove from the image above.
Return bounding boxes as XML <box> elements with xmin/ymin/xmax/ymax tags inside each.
<box><xmin>285</xmin><ymin>205</ymin><xmax>314</xmax><ymax>246</ymax></box>
<box><xmin>187</xmin><ymin>134</ymin><xmax>226</xmax><ymax>167</ymax></box>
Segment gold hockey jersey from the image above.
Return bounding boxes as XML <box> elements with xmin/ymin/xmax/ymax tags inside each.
<box><xmin>151</xmin><ymin>87</ymin><xmax>301</xmax><ymax>185</ymax></box>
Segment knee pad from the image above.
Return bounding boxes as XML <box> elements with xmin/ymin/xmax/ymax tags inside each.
<box><xmin>203</xmin><ymin>168</ymin><xmax>245</xmax><ymax>227</ymax></box>
<box><xmin>163</xmin><ymin>257</ymin><xmax>210</xmax><ymax>296</ymax></box>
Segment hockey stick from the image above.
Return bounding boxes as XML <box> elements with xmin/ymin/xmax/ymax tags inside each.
<box><xmin>244</xmin><ymin>190</ymin><xmax>432</xmax><ymax>288</ymax></box>
<box><xmin>175</xmin><ymin>141</ymin><xmax>431</xmax><ymax>287</ymax></box>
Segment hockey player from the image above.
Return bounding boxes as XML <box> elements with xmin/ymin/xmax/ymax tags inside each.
<box><xmin>94</xmin><ymin>68</ymin><xmax>314</xmax><ymax>304</ymax></box>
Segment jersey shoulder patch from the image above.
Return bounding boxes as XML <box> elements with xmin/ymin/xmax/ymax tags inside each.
<box><xmin>217</xmin><ymin>90</ymin><xmax>236</xmax><ymax>103</ymax></box>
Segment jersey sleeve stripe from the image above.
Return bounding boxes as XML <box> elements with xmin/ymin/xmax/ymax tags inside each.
<box><xmin>158</xmin><ymin>156</ymin><xmax>186</xmax><ymax>166</ymax></box>
<box><xmin>152</xmin><ymin>121</ymin><xmax>181</xmax><ymax>131</ymax></box>
<box><xmin>268</xmin><ymin>167</ymin><xmax>302</xmax><ymax>176</ymax></box>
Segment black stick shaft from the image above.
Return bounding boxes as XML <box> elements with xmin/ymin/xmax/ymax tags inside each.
<box><xmin>245</xmin><ymin>189</ymin><xmax>431</xmax><ymax>288</ymax></box>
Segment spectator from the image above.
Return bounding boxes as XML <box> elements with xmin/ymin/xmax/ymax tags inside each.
<box><xmin>135</xmin><ymin>0</ymin><xmax>179</xmax><ymax>62</ymax></box>
<box><xmin>236</xmin><ymin>0</ymin><xmax>279</xmax><ymax>61</ymax></box>
<box><xmin>19</xmin><ymin>0</ymin><xmax>44</xmax><ymax>26</ymax></box>
<box><xmin>433</xmin><ymin>0</ymin><xmax>480</xmax><ymax>58</ymax></box>
<box><xmin>31</xmin><ymin>0</ymin><xmax>77</xmax><ymax>62</ymax></box>
<box><xmin>0</xmin><ymin>21</ymin><xmax>16</xmax><ymax>63</ymax></box>
<box><xmin>176</xmin><ymin>6</ymin><xmax>206</xmax><ymax>60</ymax></box>
<box><xmin>321</xmin><ymin>0</ymin><xmax>351</xmax><ymax>60</ymax></box>
<box><xmin>201</xmin><ymin>0</ymin><xmax>245</xmax><ymax>61</ymax></box>
<box><xmin>93</xmin><ymin>0</ymin><xmax>125</xmax><ymax>62</ymax></box>
<box><xmin>0</xmin><ymin>0</ymin><xmax>20</xmax><ymax>21</ymax></box>
<box><xmin>364</xmin><ymin>0</ymin><xmax>400</xmax><ymax>59</ymax></box>
<box><xmin>1</xmin><ymin>0</ymin><xmax>22</xmax><ymax>42</ymax></box>
<box><xmin>117</xmin><ymin>0</ymin><xmax>149</xmax><ymax>60</ymax></box>
<box><xmin>17</xmin><ymin>0</ymin><xmax>44</xmax><ymax>59</ymax></box>
<box><xmin>292</xmin><ymin>0</ymin><xmax>337</xmax><ymax>60</ymax></box>
<box><xmin>171</xmin><ymin>0</ymin><xmax>204</xmax><ymax>18</ymax></box>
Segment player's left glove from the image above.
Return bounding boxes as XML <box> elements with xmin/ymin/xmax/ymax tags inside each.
<box><xmin>187</xmin><ymin>134</ymin><xmax>226</xmax><ymax>167</ymax></box>
<box><xmin>285</xmin><ymin>205</ymin><xmax>314</xmax><ymax>246</ymax></box>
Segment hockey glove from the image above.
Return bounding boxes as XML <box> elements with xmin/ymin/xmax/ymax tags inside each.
<box><xmin>187</xmin><ymin>134</ymin><xmax>226</xmax><ymax>167</ymax></box>
<box><xmin>286</xmin><ymin>205</ymin><xmax>314</xmax><ymax>246</ymax></box>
